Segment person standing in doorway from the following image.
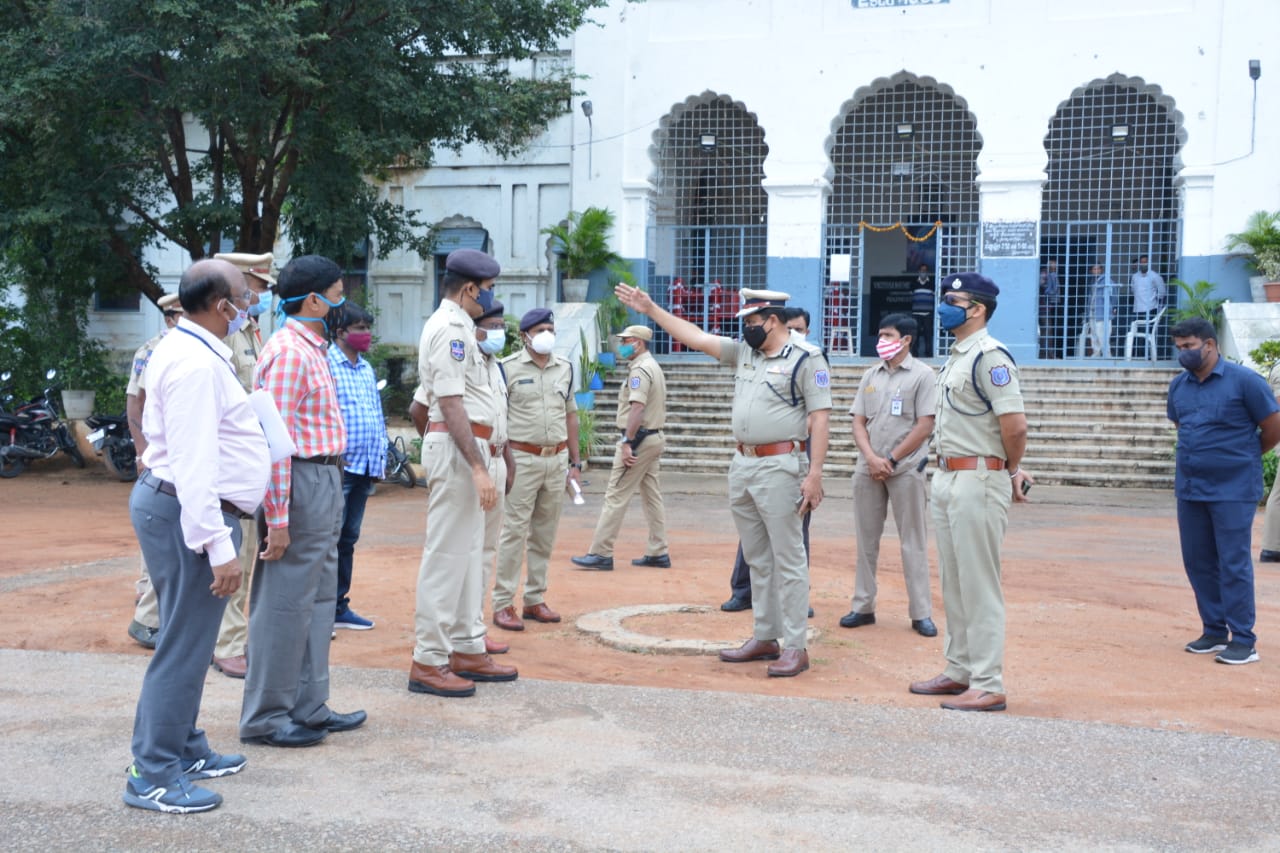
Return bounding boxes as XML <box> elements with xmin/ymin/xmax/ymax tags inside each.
<box><xmin>1129</xmin><ymin>255</ymin><xmax>1166</xmax><ymax>358</ymax></box>
<box><xmin>1080</xmin><ymin>264</ymin><xmax>1117</xmax><ymax>358</ymax></box>
<box><xmin>1038</xmin><ymin>259</ymin><xmax>1062</xmax><ymax>359</ymax></box>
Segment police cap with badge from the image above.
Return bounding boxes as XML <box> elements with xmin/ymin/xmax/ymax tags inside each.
<box><xmin>736</xmin><ymin>288</ymin><xmax>791</xmax><ymax>317</ymax></box>
<box><xmin>214</xmin><ymin>252</ymin><xmax>276</xmax><ymax>288</ymax></box>
<box><xmin>941</xmin><ymin>271</ymin><xmax>999</xmax><ymax>300</ymax></box>
<box><xmin>446</xmin><ymin>248</ymin><xmax>501</xmax><ymax>281</ymax></box>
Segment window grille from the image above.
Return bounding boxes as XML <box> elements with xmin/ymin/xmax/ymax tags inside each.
<box><xmin>1038</xmin><ymin>80</ymin><xmax>1181</xmax><ymax>361</ymax></box>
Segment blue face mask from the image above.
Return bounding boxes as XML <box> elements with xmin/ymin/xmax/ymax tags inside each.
<box><xmin>1177</xmin><ymin>346</ymin><xmax>1204</xmax><ymax>372</ymax></box>
<box><xmin>279</xmin><ymin>290</ymin><xmax>345</xmax><ymax>334</ymax></box>
<box><xmin>478</xmin><ymin>328</ymin><xmax>505</xmax><ymax>355</ymax></box>
<box><xmin>476</xmin><ymin>287</ymin><xmax>494</xmax><ymax>313</ymax></box>
<box><xmin>248</xmin><ymin>299</ymin><xmax>269</xmax><ymax>317</ymax></box>
<box><xmin>936</xmin><ymin>301</ymin><xmax>970</xmax><ymax>330</ymax></box>
<box><xmin>617</xmin><ymin>343</ymin><xmax>635</xmax><ymax>360</ymax></box>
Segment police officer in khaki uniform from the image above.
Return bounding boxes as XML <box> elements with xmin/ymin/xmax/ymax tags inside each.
<box><xmin>206</xmin><ymin>251</ymin><xmax>276</xmax><ymax>679</ymax></box>
<box><xmin>616</xmin><ymin>284</ymin><xmax>831</xmax><ymax>678</ymax></box>
<box><xmin>572</xmin><ymin>324</ymin><xmax>670</xmax><ymax>570</ymax></box>
<box><xmin>125</xmin><ymin>293</ymin><xmax>184</xmax><ymax>650</ymax></box>
<box><xmin>909</xmin><ymin>272</ymin><xmax>1031</xmax><ymax>713</ymax></box>
<box><xmin>492</xmin><ymin>308</ymin><xmax>581</xmax><ymax>632</ymax></box>
<box><xmin>843</xmin><ymin>312</ymin><xmax>938</xmax><ymax>637</ymax></box>
<box><xmin>409</xmin><ymin>249</ymin><xmax>517</xmax><ymax>698</ymax></box>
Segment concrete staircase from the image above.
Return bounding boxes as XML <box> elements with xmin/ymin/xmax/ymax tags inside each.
<box><xmin>587</xmin><ymin>360</ymin><xmax>1180</xmax><ymax>490</ymax></box>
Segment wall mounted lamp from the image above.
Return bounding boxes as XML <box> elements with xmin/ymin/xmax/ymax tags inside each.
<box><xmin>896</xmin><ymin>122</ymin><xmax>914</xmax><ymax>140</ymax></box>
<box><xmin>699</xmin><ymin>133</ymin><xmax>717</xmax><ymax>151</ymax></box>
<box><xmin>1110</xmin><ymin>124</ymin><xmax>1129</xmax><ymax>144</ymax></box>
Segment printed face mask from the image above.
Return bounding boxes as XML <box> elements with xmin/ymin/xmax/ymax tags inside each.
<box><xmin>876</xmin><ymin>337</ymin><xmax>905</xmax><ymax>361</ymax></box>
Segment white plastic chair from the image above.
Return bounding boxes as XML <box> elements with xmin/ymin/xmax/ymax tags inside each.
<box><xmin>1124</xmin><ymin>306</ymin><xmax>1167</xmax><ymax>361</ymax></box>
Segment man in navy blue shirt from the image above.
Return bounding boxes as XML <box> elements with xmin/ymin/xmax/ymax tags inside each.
<box><xmin>1167</xmin><ymin>317</ymin><xmax>1280</xmax><ymax>665</ymax></box>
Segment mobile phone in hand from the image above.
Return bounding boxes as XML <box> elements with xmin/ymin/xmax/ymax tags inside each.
<box><xmin>1020</xmin><ymin>479</ymin><xmax>1031</xmax><ymax>496</ymax></box>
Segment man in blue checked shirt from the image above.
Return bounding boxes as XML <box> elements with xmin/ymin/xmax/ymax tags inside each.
<box><xmin>327</xmin><ymin>303</ymin><xmax>386</xmax><ymax>630</ymax></box>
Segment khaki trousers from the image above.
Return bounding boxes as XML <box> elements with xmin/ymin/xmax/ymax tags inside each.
<box><xmin>494</xmin><ymin>450</ymin><xmax>566</xmax><ymax>610</ymax></box>
<box><xmin>132</xmin><ymin>557</ymin><xmax>159</xmax><ymax>629</ymax></box>
<box><xmin>728</xmin><ymin>451</ymin><xmax>809</xmax><ymax>650</ymax></box>
<box><xmin>413</xmin><ymin>434</ymin><xmax>489</xmax><ymax>666</ymax></box>
<box><xmin>472</xmin><ymin>454</ymin><xmax>507</xmax><ymax>638</ymax></box>
<box><xmin>851</xmin><ymin>468</ymin><xmax>932</xmax><ymax>620</ymax></box>
<box><xmin>587</xmin><ymin>434</ymin><xmax>667</xmax><ymax>557</ymax></box>
<box><xmin>1262</xmin><ymin>481</ymin><xmax>1280</xmax><ymax>553</ymax></box>
<box><xmin>931</xmin><ymin>467</ymin><xmax>1011</xmax><ymax>694</ymax></box>
<box><xmin>214</xmin><ymin>516</ymin><xmax>257</xmax><ymax>658</ymax></box>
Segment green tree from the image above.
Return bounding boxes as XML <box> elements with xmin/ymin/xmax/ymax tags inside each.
<box><xmin>0</xmin><ymin>0</ymin><xmax>611</xmax><ymax>309</ymax></box>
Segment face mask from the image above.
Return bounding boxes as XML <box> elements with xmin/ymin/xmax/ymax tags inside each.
<box><xmin>742</xmin><ymin>321</ymin><xmax>769</xmax><ymax>350</ymax></box>
<box><xmin>476</xmin><ymin>287</ymin><xmax>495</xmax><ymax>313</ymax></box>
<box><xmin>876</xmin><ymin>337</ymin><xmax>905</xmax><ymax>361</ymax></box>
<box><xmin>345</xmin><ymin>331</ymin><xmax>373</xmax><ymax>352</ymax></box>
<box><xmin>1178</xmin><ymin>346</ymin><xmax>1204</xmax><ymax>371</ymax></box>
<box><xmin>529</xmin><ymin>330</ymin><xmax>555</xmax><ymax>355</ymax></box>
<box><xmin>248</xmin><ymin>299</ymin><xmax>269</xmax><ymax>317</ymax></box>
<box><xmin>316</xmin><ymin>292</ymin><xmax>346</xmax><ymax>310</ymax></box>
<box><xmin>936</xmin><ymin>301</ymin><xmax>970</xmax><ymax>330</ymax></box>
<box><xmin>617</xmin><ymin>343</ymin><xmax>636</xmax><ymax>360</ymax></box>
<box><xmin>478</xmin><ymin>328</ymin><xmax>506</xmax><ymax>355</ymax></box>
<box><xmin>224</xmin><ymin>300</ymin><xmax>249</xmax><ymax>336</ymax></box>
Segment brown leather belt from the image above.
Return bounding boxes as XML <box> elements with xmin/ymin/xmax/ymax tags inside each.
<box><xmin>937</xmin><ymin>455</ymin><xmax>1006</xmax><ymax>472</ymax></box>
<box><xmin>509</xmin><ymin>439</ymin><xmax>568</xmax><ymax>457</ymax></box>
<box><xmin>147</xmin><ymin>474</ymin><xmax>254</xmax><ymax>520</ymax></box>
<box><xmin>736</xmin><ymin>440</ymin><xmax>806</xmax><ymax>458</ymax></box>
<box><xmin>427</xmin><ymin>421</ymin><xmax>494</xmax><ymax>440</ymax></box>
<box><xmin>293</xmin><ymin>454</ymin><xmax>342</xmax><ymax>467</ymax></box>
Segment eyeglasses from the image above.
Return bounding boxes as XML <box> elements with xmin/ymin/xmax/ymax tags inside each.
<box><xmin>230</xmin><ymin>291</ymin><xmax>252</xmax><ymax>307</ymax></box>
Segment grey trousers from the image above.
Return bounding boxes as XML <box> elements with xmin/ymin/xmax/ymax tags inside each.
<box><xmin>240</xmin><ymin>460</ymin><xmax>343</xmax><ymax>738</ymax></box>
<box><xmin>851</xmin><ymin>468</ymin><xmax>932</xmax><ymax>620</ymax></box>
<box><xmin>129</xmin><ymin>473</ymin><xmax>240</xmax><ymax>785</ymax></box>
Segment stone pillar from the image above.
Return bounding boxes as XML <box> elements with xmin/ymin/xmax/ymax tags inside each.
<box><xmin>763</xmin><ymin>174</ymin><xmax>831</xmax><ymax>341</ymax></box>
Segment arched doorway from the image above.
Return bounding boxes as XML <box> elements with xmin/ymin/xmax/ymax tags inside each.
<box><xmin>823</xmin><ymin>73</ymin><xmax>982</xmax><ymax>358</ymax></box>
<box><xmin>1038</xmin><ymin>75</ymin><xmax>1183</xmax><ymax>361</ymax></box>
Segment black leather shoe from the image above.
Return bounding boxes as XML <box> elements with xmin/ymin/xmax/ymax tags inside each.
<box><xmin>307</xmin><ymin>709</ymin><xmax>367</xmax><ymax>733</ymax></box>
<box><xmin>1261</xmin><ymin>550</ymin><xmax>1280</xmax><ymax>563</ymax></box>
<box><xmin>571</xmin><ymin>554</ymin><xmax>614</xmax><ymax>571</ymax></box>
<box><xmin>912</xmin><ymin>618</ymin><xmax>938</xmax><ymax>637</ymax></box>
<box><xmin>631</xmin><ymin>554</ymin><xmax>672</xmax><ymax>568</ymax></box>
<box><xmin>839</xmin><ymin>611</ymin><xmax>876</xmax><ymax>629</ymax></box>
<box><xmin>241</xmin><ymin>721</ymin><xmax>328</xmax><ymax>748</ymax></box>
<box><xmin>720</xmin><ymin>596</ymin><xmax>751</xmax><ymax>612</ymax></box>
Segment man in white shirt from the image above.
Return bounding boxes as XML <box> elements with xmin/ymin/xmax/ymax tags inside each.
<box><xmin>1130</xmin><ymin>255</ymin><xmax>1165</xmax><ymax>358</ymax></box>
<box><xmin>124</xmin><ymin>258</ymin><xmax>270</xmax><ymax>814</ymax></box>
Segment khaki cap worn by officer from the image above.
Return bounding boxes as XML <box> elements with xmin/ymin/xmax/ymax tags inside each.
<box><xmin>493</xmin><ymin>308</ymin><xmax>578</xmax><ymax>625</ymax></box>
<box><xmin>410</xmin><ymin>248</ymin><xmax>510</xmax><ymax>698</ymax></box>
<box><xmin>911</xmin><ymin>271</ymin><xmax>1029</xmax><ymax>713</ymax></box>
<box><xmin>582</xmin><ymin>324</ymin><xmax>669</xmax><ymax>561</ymax></box>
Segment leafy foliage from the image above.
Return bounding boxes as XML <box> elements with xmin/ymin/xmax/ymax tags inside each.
<box><xmin>1249</xmin><ymin>340</ymin><xmax>1280</xmax><ymax>372</ymax></box>
<box><xmin>1169</xmin><ymin>279</ymin><xmax>1225</xmax><ymax>326</ymax></box>
<box><xmin>542</xmin><ymin>207</ymin><xmax>621</xmax><ymax>279</ymax></box>
<box><xmin>1225</xmin><ymin>210</ymin><xmax>1280</xmax><ymax>279</ymax></box>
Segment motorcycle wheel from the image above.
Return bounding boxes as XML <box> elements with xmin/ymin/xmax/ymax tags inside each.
<box><xmin>104</xmin><ymin>442</ymin><xmax>138</xmax><ymax>482</ymax></box>
<box><xmin>57</xmin><ymin>425</ymin><xmax>86</xmax><ymax>468</ymax></box>
<box><xmin>395</xmin><ymin>461</ymin><xmax>416</xmax><ymax>488</ymax></box>
<box><xmin>0</xmin><ymin>438</ymin><xmax>25</xmax><ymax>479</ymax></box>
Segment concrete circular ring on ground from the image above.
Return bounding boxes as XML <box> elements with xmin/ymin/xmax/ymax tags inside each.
<box><xmin>576</xmin><ymin>603</ymin><xmax>820</xmax><ymax>655</ymax></box>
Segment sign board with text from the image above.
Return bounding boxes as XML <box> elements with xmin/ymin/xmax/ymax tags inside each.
<box><xmin>981</xmin><ymin>221</ymin><xmax>1038</xmax><ymax>258</ymax></box>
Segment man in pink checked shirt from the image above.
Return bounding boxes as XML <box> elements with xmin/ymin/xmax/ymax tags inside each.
<box><xmin>239</xmin><ymin>255</ymin><xmax>366</xmax><ymax>749</ymax></box>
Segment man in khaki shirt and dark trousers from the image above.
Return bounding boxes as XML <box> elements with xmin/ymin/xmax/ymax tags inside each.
<box><xmin>492</xmin><ymin>308</ymin><xmax>582</xmax><ymax>632</ymax></box>
<box><xmin>572</xmin><ymin>324</ymin><xmax>670</xmax><ymax>570</ymax></box>
<box><xmin>909</xmin><ymin>272</ymin><xmax>1032</xmax><ymax>713</ymax></box>
<box><xmin>843</xmin><ymin>313</ymin><xmax>938</xmax><ymax>638</ymax></box>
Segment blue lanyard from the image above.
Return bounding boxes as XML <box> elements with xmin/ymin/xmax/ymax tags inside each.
<box><xmin>176</xmin><ymin>326</ymin><xmax>239</xmax><ymax>380</ymax></box>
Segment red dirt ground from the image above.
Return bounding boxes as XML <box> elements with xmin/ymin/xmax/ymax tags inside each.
<box><xmin>6</xmin><ymin>457</ymin><xmax>1279</xmax><ymax>741</ymax></box>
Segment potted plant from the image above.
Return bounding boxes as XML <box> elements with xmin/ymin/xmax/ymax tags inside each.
<box><xmin>542</xmin><ymin>207</ymin><xmax>621</xmax><ymax>302</ymax></box>
<box><xmin>574</xmin><ymin>329</ymin><xmax>601</xmax><ymax>409</ymax></box>
<box><xmin>1225</xmin><ymin>210</ymin><xmax>1280</xmax><ymax>301</ymax></box>
<box><xmin>594</xmin><ymin>260</ymin><xmax>637</xmax><ymax>369</ymax></box>
<box><xmin>1169</xmin><ymin>279</ymin><xmax>1226</xmax><ymax>326</ymax></box>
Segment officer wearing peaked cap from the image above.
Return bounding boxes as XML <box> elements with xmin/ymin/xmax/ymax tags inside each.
<box><xmin>615</xmin><ymin>283</ymin><xmax>831</xmax><ymax>679</ymax></box>
<box><xmin>908</xmin><ymin>271</ymin><xmax>1032</xmax><ymax>713</ymax></box>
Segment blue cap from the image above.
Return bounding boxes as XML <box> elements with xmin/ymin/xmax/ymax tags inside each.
<box><xmin>477</xmin><ymin>300</ymin><xmax>505</xmax><ymax>324</ymax></box>
<box><xmin>520</xmin><ymin>307</ymin><xmax>554</xmax><ymax>332</ymax></box>
<box><xmin>941</xmin><ymin>272</ymin><xmax>999</xmax><ymax>298</ymax></box>
<box><xmin>445</xmin><ymin>249</ymin><xmax>501</xmax><ymax>281</ymax></box>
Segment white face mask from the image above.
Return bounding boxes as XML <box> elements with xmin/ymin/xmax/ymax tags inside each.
<box><xmin>529</xmin><ymin>330</ymin><xmax>555</xmax><ymax>354</ymax></box>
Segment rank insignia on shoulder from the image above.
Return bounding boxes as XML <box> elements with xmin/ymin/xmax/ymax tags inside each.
<box><xmin>449</xmin><ymin>339</ymin><xmax>465</xmax><ymax>361</ymax></box>
<box><xmin>629</xmin><ymin>376</ymin><xmax>641</xmax><ymax>389</ymax></box>
<box><xmin>814</xmin><ymin>369</ymin><xmax>830</xmax><ymax>388</ymax></box>
<box><xmin>989</xmin><ymin>365</ymin><xmax>1011</xmax><ymax>386</ymax></box>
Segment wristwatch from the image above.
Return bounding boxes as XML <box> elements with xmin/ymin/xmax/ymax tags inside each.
<box><xmin>570</xmin><ymin>461</ymin><xmax>583</xmax><ymax>470</ymax></box>
<box><xmin>887</xmin><ymin>454</ymin><xmax>899</xmax><ymax>469</ymax></box>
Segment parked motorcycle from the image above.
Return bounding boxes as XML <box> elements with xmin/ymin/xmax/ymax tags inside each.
<box><xmin>85</xmin><ymin>413</ymin><xmax>137</xmax><ymax>482</ymax></box>
<box><xmin>376</xmin><ymin>379</ymin><xmax>415</xmax><ymax>488</ymax></box>
<box><xmin>0</xmin><ymin>369</ymin><xmax>87</xmax><ymax>478</ymax></box>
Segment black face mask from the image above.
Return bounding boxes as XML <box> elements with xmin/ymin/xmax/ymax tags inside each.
<box><xmin>742</xmin><ymin>321</ymin><xmax>769</xmax><ymax>350</ymax></box>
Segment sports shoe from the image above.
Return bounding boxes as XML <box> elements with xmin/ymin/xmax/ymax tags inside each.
<box><xmin>127</xmin><ymin>620</ymin><xmax>159</xmax><ymax>649</ymax></box>
<box><xmin>1214</xmin><ymin>643</ymin><xmax>1259</xmax><ymax>665</ymax></box>
<box><xmin>1184</xmin><ymin>634</ymin><xmax>1229</xmax><ymax>655</ymax></box>
<box><xmin>183</xmin><ymin>751</ymin><xmax>247</xmax><ymax>780</ymax></box>
<box><xmin>123</xmin><ymin>764</ymin><xmax>222</xmax><ymax>814</ymax></box>
<box><xmin>334</xmin><ymin>608</ymin><xmax>374</xmax><ymax>630</ymax></box>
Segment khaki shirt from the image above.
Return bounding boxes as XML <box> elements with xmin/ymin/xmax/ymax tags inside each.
<box><xmin>501</xmin><ymin>348</ymin><xmax>574</xmax><ymax>445</ymax></box>
<box><xmin>850</xmin><ymin>353</ymin><xmax>936</xmax><ymax>475</ymax></box>
<box><xmin>485</xmin><ymin>355</ymin><xmax>509</xmax><ymax>445</ymax></box>
<box><xmin>126</xmin><ymin>331</ymin><xmax>167</xmax><ymax>396</ymax></box>
<box><xmin>1268</xmin><ymin>362</ymin><xmax>1280</xmax><ymax>399</ymax></box>
<box><xmin>417</xmin><ymin>299</ymin><xmax>497</xmax><ymax>426</ymax></box>
<box><xmin>933</xmin><ymin>328</ymin><xmax>1024</xmax><ymax>459</ymax></box>
<box><xmin>223</xmin><ymin>322</ymin><xmax>263</xmax><ymax>393</ymax></box>
<box><xmin>616</xmin><ymin>350</ymin><xmax>666</xmax><ymax>431</ymax></box>
<box><xmin>718</xmin><ymin>337</ymin><xmax>832</xmax><ymax>444</ymax></box>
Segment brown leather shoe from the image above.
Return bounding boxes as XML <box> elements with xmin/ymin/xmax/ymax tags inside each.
<box><xmin>449</xmin><ymin>652</ymin><xmax>518</xmax><ymax>682</ymax></box>
<box><xmin>211</xmin><ymin>655</ymin><xmax>247</xmax><ymax>679</ymax></box>
<box><xmin>484</xmin><ymin>634</ymin><xmax>509</xmax><ymax>655</ymax></box>
<box><xmin>407</xmin><ymin>661</ymin><xmax>476</xmax><ymax>697</ymax></box>
<box><xmin>718</xmin><ymin>638</ymin><xmax>781</xmax><ymax>663</ymax></box>
<box><xmin>909</xmin><ymin>673</ymin><xmax>969</xmax><ymax>695</ymax></box>
<box><xmin>522</xmin><ymin>602</ymin><xmax>561</xmax><ymax>623</ymax></box>
<box><xmin>767</xmin><ymin>648</ymin><xmax>810</xmax><ymax>677</ymax></box>
<box><xmin>493</xmin><ymin>605</ymin><xmax>524</xmax><ymax>632</ymax></box>
<box><xmin>941</xmin><ymin>689</ymin><xmax>1007</xmax><ymax>712</ymax></box>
